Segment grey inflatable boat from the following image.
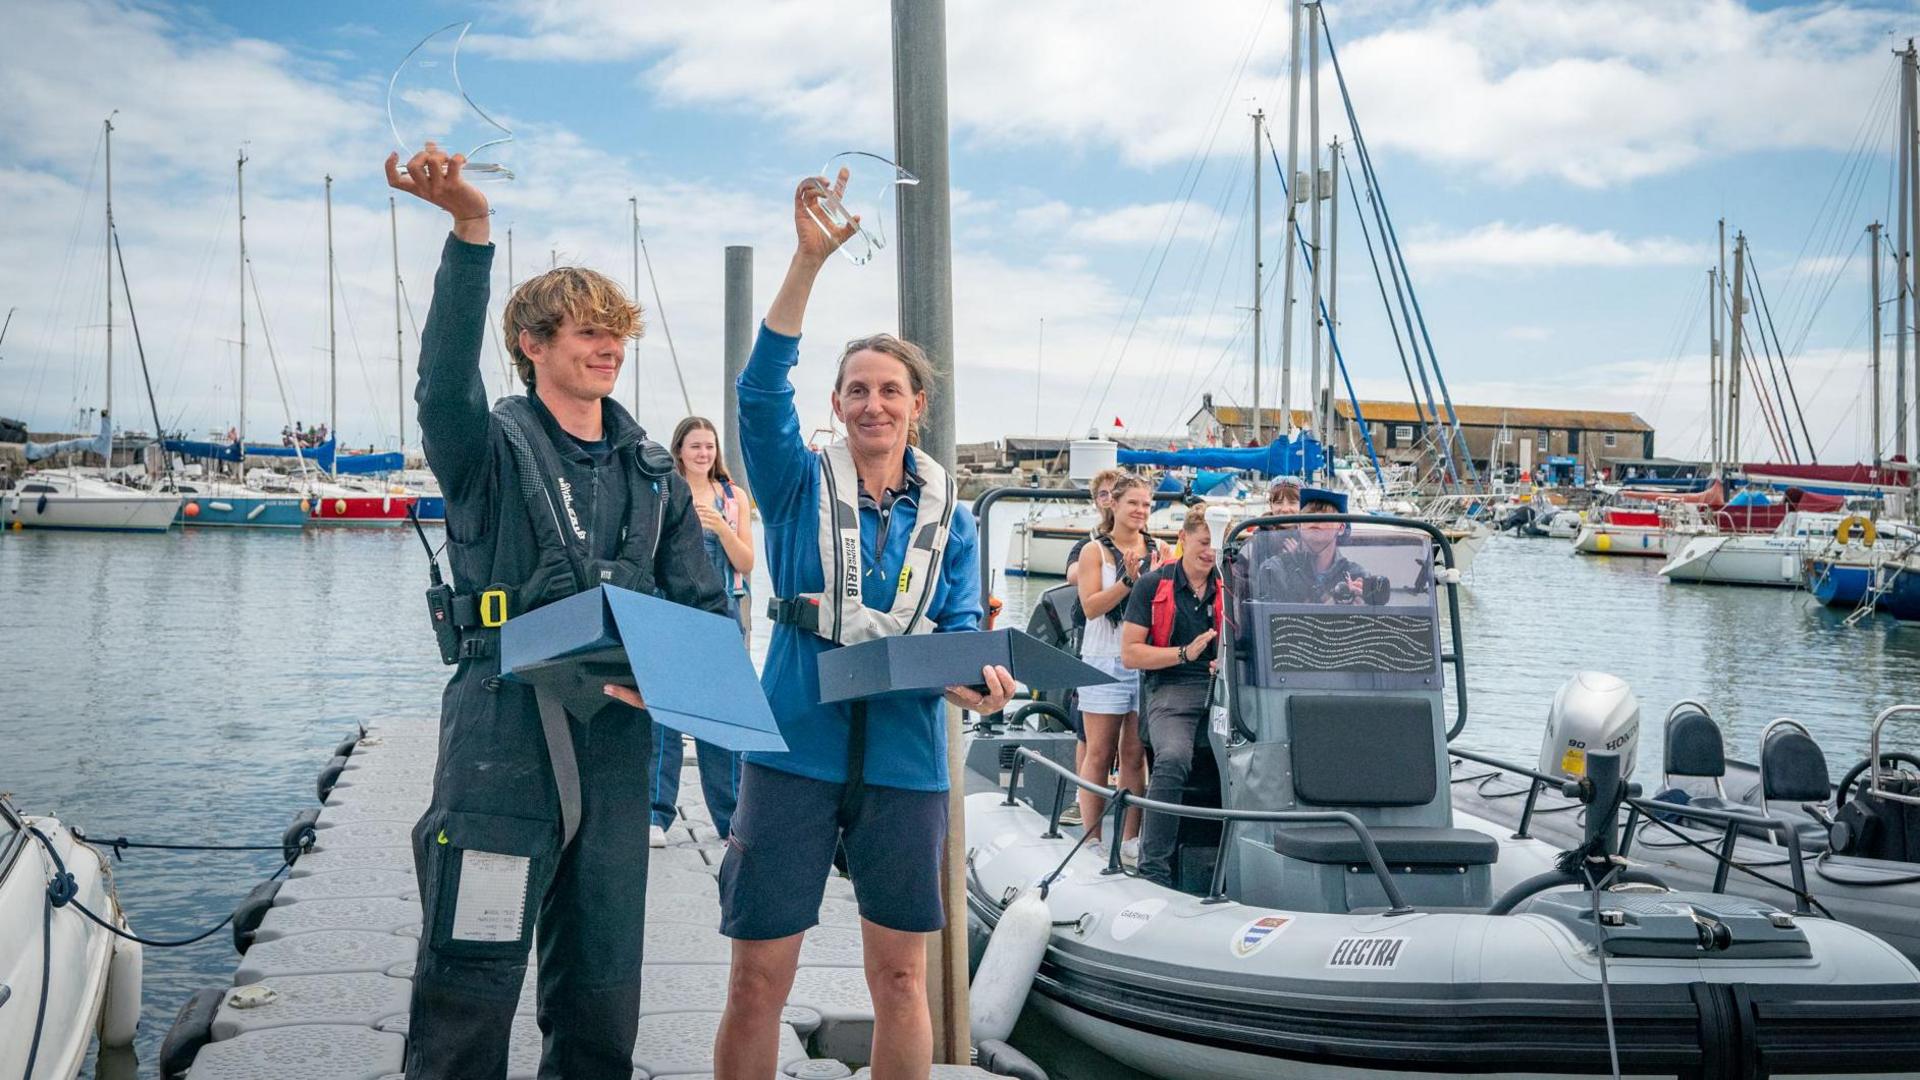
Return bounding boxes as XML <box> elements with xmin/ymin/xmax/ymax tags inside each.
<box><xmin>965</xmin><ymin>514</ymin><xmax>1920</xmax><ymax>1079</ymax></box>
<box><xmin>1452</xmin><ymin>698</ymin><xmax>1920</xmax><ymax>966</ymax></box>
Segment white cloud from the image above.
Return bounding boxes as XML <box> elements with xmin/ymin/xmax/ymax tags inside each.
<box><xmin>467</xmin><ymin>0</ymin><xmax>1901</xmax><ymax>186</ymax></box>
<box><xmin>1335</xmin><ymin>0</ymin><xmax>1899</xmax><ymax>187</ymax></box>
<box><xmin>1070</xmin><ymin>201</ymin><xmax>1226</xmax><ymax>245</ymax></box>
<box><xmin>1403</xmin><ymin>222</ymin><xmax>1707</xmax><ymax>271</ymax></box>
<box><xmin>1504</xmin><ymin>325</ymin><xmax>1552</xmax><ymax>342</ymax></box>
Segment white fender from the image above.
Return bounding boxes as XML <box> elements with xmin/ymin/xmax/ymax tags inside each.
<box><xmin>968</xmin><ymin>889</ymin><xmax>1051</xmax><ymax>1044</ymax></box>
<box><xmin>99</xmin><ymin>936</ymin><xmax>142</xmax><ymax>1047</ymax></box>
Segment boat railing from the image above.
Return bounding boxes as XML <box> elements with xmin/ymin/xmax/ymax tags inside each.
<box><xmin>1450</xmin><ymin>746</ymin><xmax>1816</xmax><ymax>914</ymax></box>
<box><xmin>1005</xmin><ymin>747</ymin><xmax>1416</xmax><ymax>916</ymax></box>
<box><xmin>1868</xmin><ymin>705</ymin><xmax>1920</xmax><ymax>807</ymax></box>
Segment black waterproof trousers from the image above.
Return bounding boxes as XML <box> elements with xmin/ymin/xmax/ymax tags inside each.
<box><xmin>404</xmin><ymin>681</ymin><xmax>653</xmax><ymax>1080</ymax></box>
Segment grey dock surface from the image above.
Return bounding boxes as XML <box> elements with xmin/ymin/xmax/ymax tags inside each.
<box><xmin>180</xmin><ymin>721</ymin><xmax>1007</xmax><ymax>1079</ymax></box>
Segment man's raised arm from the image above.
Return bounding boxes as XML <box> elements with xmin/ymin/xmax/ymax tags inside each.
<box><xmin>389</xmin><ymin>144</ymin><xmax>494</xmax><ymax>501</ymax></box>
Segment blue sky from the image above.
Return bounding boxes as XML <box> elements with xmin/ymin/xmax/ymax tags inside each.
<box><xmin>2</xmin><ymin>0</ymin><xmax>1915</xmax><ymax>464</ymax></box>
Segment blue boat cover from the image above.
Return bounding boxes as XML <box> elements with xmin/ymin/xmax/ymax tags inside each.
<box><xmin>334</xmin><ymin>451</ymin><xmax>404</xmax><ymax>475</ymax></box>
<box><xmin>1119</xmin><ymin>435</ymin><xmax>1325</xmax><ymax>477</ymax></box>
<box><xmin>26</xmin><ymin>416</ymin><xmax>112</xmax><ymax>462</ymax></box>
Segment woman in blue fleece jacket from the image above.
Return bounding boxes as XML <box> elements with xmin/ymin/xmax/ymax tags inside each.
<box><xmin>711</xmin><ymin>174</ymin><xmax>1014</xmax><ymax>1079</ymax></box>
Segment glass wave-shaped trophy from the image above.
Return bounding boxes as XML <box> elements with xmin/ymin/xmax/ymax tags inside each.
<box><xmin>807</xmin><ymin>151</ymin><xmax>919</xmax><ymax>266</ymax></box>
<box><xmin>387</xmin><ymin>21</ymin><xmax>514</xmax><ymax>182</ymax></box>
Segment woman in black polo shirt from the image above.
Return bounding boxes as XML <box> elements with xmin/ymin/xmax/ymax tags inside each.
<box><xmin>1119</xmin><ymin>503</ymin><xmax>1221</xmax><ymax>888</ymax></box>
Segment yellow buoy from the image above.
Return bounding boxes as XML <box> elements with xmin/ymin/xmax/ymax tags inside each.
<box><xmin>1835</xmin><ymin>514</ymin><xmax>1877</xmax><ymax>548</ymax></box>
<box><xmin>334</xmin><ymin>498</ymin><xmax>348</xmax><ymax>516</ymax></box>
<box><xmin>1595</xmin><ymin>532</ymin><xmax>1612</xmax><ymax>552</ymax></box>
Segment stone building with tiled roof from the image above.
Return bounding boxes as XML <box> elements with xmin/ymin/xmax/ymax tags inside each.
<box><xmin>1187</xmin><ymin>393</ymin><xmax>1654</xmax><ymax>478</ymax></box>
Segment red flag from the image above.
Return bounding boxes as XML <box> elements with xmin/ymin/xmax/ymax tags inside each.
<box><xmin>1112</xmin><ymin>416</ymin><xmax>1124</xmax><ymax>428</ymax></box>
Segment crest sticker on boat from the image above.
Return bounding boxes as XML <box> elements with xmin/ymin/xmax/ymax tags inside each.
<box><xmin>1326</xmin><ymin>935</ymin><xmax>1406</xmax><ymax>969</ymax></box>
<box><xmin>1230</xmin><ymin>914</ymin><xmax>1293</xmax><ymax>958</ymax></box>
<box><xmin>1110</xmin><ymin>898</ymin><xmax>1167</xmax><ymax>943</ymax></box>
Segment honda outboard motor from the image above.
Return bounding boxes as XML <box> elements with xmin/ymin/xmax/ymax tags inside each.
<box><xmin>1539</xmin><ymin>672</ymin><xmax>1640</xmax><ymax>781</ymax></box>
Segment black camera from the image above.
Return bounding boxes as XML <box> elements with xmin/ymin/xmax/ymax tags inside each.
<box><xmin>1331</xmin><ymin>574</ymin><xmax>1392</xmax><ymax>606</ymax></box>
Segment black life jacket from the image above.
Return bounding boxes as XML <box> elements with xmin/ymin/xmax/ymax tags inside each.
<box><xmin>461</xmin><ymin>395</ymin><xmax>675</xmax><ymax>623</ymax></box>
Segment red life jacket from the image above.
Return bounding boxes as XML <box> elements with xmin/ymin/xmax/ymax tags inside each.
<box><xmin>1149</xmin><ymin>568</ymin><xmax>1224</xmax><ymax>648</ymax></box>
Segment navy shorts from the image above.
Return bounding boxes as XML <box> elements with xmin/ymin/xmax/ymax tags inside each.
<box><xmin>717</xmin><ymin>763</ymin><xmax>949</xmax><ymax>939</ymax></box>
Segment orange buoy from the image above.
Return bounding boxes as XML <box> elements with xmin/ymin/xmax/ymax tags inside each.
<box><xmin>299</xmin><ymin>499</ymin><xmax>311</xmax><ymax>513</ymax></box>
<box><xmin>183</xmin><ymin>502</ymin><xmax>200</xmax><ymax>517</ymax></box>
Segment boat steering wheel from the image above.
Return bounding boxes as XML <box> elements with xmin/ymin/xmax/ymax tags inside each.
<box><xmin>1834</xmin><ymin>752</ymin><xmax>1920</xmax><ymax>811</ymax></box>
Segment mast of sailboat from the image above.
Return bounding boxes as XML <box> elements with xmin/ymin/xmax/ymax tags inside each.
<box><xmin>1306</xmin><ymin>1</ymin><xmax>1323</xmax><ymax>448</ymax></box>
<box><xmin>1900</xmin><ymin>41</ymin><xmax>1913</xmax><ymax>470</ymax></box>
<box><xmin>1324</xmin><ymin>135</ymin><xmax>1340</xmax><ymax>451</ymax></box>
<box><xmin>104</xmin><ymin>115</ymin><xmax>115</xmax><ymax>451</ymax></box>
<box><xmin>1728</xmin><ymin>233</ymin><xmax>1746</xmax><ymax>467</ymax></box>
<box><xmin>631</xmin><ymin>196</ymin><xmax>641</xmax><ymax>417</ymax></box>
<box><xmin>1904</xmin><ymin>41</ymin><xmax>1920</xmax><ymax>507</ymax></box>
<box><xmin>238</xmin><ymin>148</ymin><xmax>248</xmax><ymax>469</ymax></box>
<box><xmin>1906</xmin><ymin>41</ymin><xmax>1920</xmax><ymax>512</ymax></box>
<box><xmin>1712</xmin><ymin>263</ymin><xmax>1728</xmax><ymax>468</ymax></box>
<box><xmin>326</xmin><ymin>176</ymin><xmax>337</xmax><ymax>449</ymax></box>
<box><xmin>392</xmin><ymin>196</ymin><xmax>405</xmax><ymax>458</ymax></box>
<box><xmin>1713</xmin><ymin>220</ymin><xmax>1725</xmax><ymax>476</ymax></box>
<box><xmin>1871</xmin><ymin>222</ymin><xmax>1883</xmax><ymax>469</ymax></box>
<box><xmin>634</xmin><ymin>208</ymin><xmax>693</xmax><ymax>418</ymax></box>
<box><xmin>1251</xmin><ymin>107</ymin><xmax>1265</xmax><ymax>446</ymax></box>
<box><xmin>1278</xmin><ymin>0</ymin><xmax>1304</xmax><ymax>444</ymax></box>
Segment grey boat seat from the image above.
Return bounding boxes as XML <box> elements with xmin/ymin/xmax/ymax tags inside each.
<box><xmin>1662</xmin><ymin>706</ymin><xmax>1741</xmax><ymax>815</ymax></box>
<box><xmin>1274</xmin><ymin>825</ymin><xmax>1497</xmax><ymax>867</ymax></box>
<box><xmin>1731</xmin><ymin>725</ymin><xmax>1832</xmax><ymax>852</ymax></box>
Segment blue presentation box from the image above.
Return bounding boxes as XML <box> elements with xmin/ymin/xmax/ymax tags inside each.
<box><xmin>815</xmin><ymin>627</ymin><xmax>1116</xmax><ymax>705</ymax></box>
<box><xmin>501</xmin><ymin>585</ymin><xmax>786</xmax><ymax>753</ymax></box>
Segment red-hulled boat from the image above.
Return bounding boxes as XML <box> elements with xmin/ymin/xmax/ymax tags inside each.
<box><xmin>308</xmin><ymin>479</ymin><xmax>414</xmax><ymax>527</ymax></box>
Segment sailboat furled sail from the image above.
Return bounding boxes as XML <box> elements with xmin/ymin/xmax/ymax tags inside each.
<box><xmin>23</xmin><ymin>414</ymin><xmax>112</xmax><ymax>463</ymax></box>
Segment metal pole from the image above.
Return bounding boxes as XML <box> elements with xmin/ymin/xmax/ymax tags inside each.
<box><xmin>1729</xmin><ymin>233</ymin><xmax>1746</xmax><ymax>467</ymax></box>
<box><xmin>1307</xmin><ymin>2</ymin><xmax>1323</xmax><ymax>447</ymax></box>
<box><xmin>1252</xmin><ymin>109</ymin><xmax>1265</xmax><ymax>445</ymax></box>
<box><xmin>392</xmin><ymin>196</ymin><xmax>405</xmax><ymax>456</ymax></box>
<box><xmin>104</xmin><ymin>116</ymin><xmax>114</xmax><ymax>443</ymax></box>
<box><xmin>238</xmin><ymin>149</ymin><xmax>248</xmax><ymax>455</ymax></box>
<box><xmin>891</xmin><ymin>0</ymin><xmax>962</xmax><ymax>1057</ymax></box>
<box><xmin>722</xmin><ymin>246</ymin><xmax>753</xmax><ymax>482</ymax></box>
<box><xmin>1326</xmin><ymin>136</ymin><xmax>1340</xmax><ymax>450</ymax></box>
<box><xmin>1279</xmin><ymin>0</ymin><xmax>1304</xmax><ymax>441</ymax></box>
<box><xmin>326</xmin><ymin>175</ymin><xmax>337</xmax><ymax>442</ymax></box>
<box><xmin>1872</xmin><ymin>222</ymin><xmax>1884</xmax><ymax>468</ymax></box>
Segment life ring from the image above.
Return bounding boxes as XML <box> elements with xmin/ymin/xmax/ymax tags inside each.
<box><xmin>1836</xmin><ymin>514</ymin><xmax>1877</xmax><ymax>548</ymax></box>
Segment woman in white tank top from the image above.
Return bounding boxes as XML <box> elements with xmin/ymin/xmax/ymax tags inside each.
<box><xmin>1072</xmin><ymin>475</ymin><xmax>1156</xmax><ymax>863</ymax></box>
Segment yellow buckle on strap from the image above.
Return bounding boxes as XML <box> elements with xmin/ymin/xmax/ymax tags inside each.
<box><xmin>480</xmin><ymin>589</ymin><xmax>509</xmax><ymax>628</ymax></box>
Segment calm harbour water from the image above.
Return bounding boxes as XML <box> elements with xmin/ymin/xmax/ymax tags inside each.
<box><xmin>6</xmin><ymin>509</ymin><xmax>1920</xmax><ymax>1077</ymax></box>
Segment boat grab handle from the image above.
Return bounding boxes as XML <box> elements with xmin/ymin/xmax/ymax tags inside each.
<box><xmin>1010</xmin><ymin>747</ymin><xmax>1416</xmax><ymax>915</ymax></box>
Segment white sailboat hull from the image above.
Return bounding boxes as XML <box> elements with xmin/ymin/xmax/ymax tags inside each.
<box><xmin>1660</xmin><ymin>535</ymin><xmax>1807</xmax><ymax>586</ymax></box>
<box><xmin>4</xmin><ymin>474</ymin><xmax>180</xmax><ymax>533</ymax></box>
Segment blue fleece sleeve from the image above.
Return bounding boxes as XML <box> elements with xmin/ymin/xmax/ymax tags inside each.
<box><xmin>933</xmin><ymin>505</ymin><xmax>984</xmax><ymax>634</ymax></box>
<box><xmin>736</xmin><ymin>324</ymin><xmax>815</xmax><ymax>527</ymax></box>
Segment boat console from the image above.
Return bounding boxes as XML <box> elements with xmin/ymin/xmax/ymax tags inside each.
<box><xmin>1216</xmin><ymin>518</ymin><xmax>1496</xmax><ymax>912</ymax></box>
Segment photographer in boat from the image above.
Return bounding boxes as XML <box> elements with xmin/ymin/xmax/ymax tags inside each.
<box><xmin>1119</xmin><ymin>503</ymin><xmax>1223</xmax><ymax>888</ymax></box>
<box><xmin>387</xmin><ymin>143</ymin><xmax>732</xmax><ymax>1080</ymax></box>
<box><xmin>1256</xmin><ymin>487</ymin><xmax>1391</xmax><ymax>606</ymax></box>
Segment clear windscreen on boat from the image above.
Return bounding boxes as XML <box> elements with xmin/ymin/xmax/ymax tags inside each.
<box><xmin>1226</xmin><ymin>522</ymin><xmax>1442</xmax><ymax>692</ymax></box>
